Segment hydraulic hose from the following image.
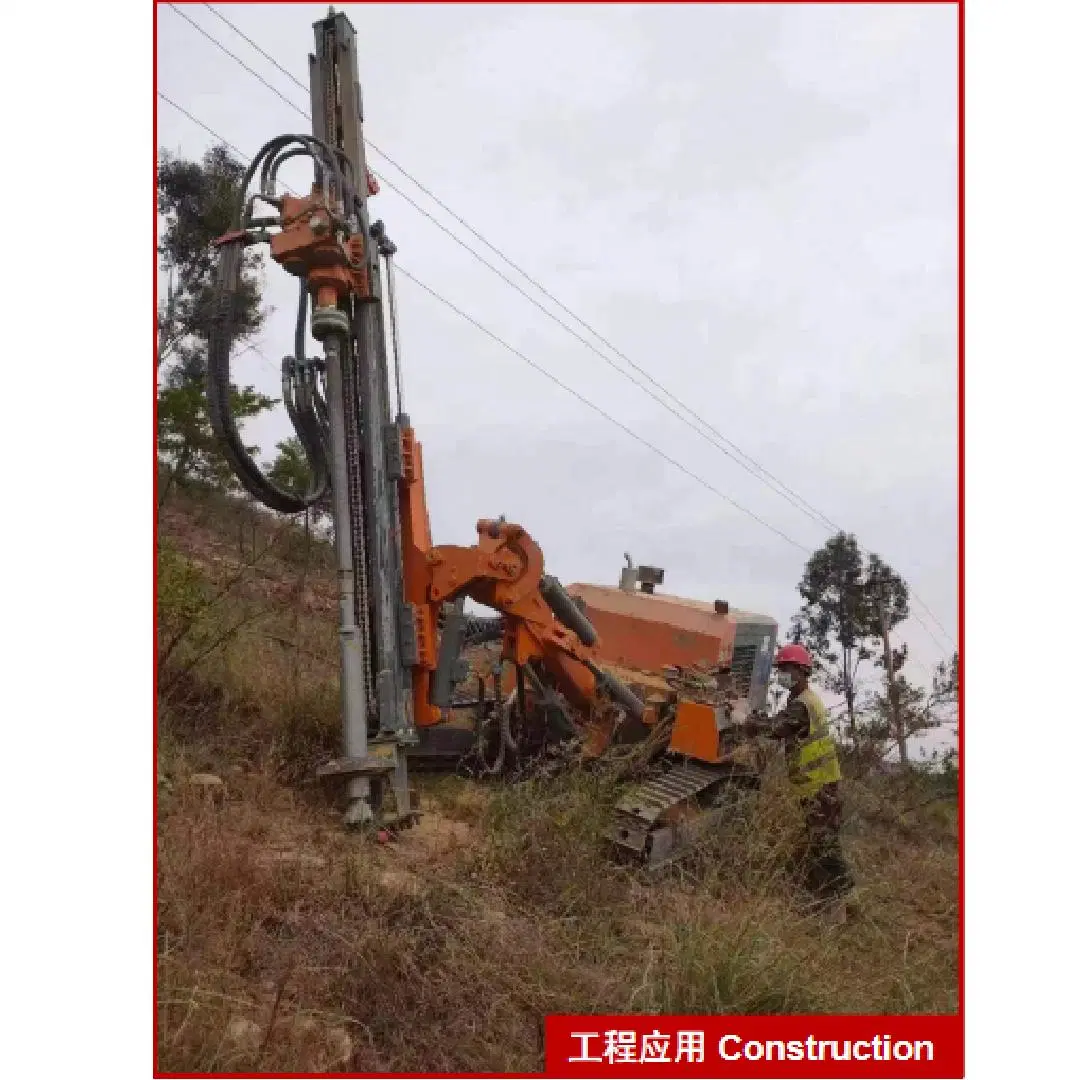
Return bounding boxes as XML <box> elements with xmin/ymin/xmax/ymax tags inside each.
<box><xmin>287</xmin><ymin>280</ymin><xmax>332</xmax><ymax>499</ymax></box>
<box><xmin>207</xmin><ymin>239</ymin><xmax>315</xmax><ymax>513</ymax></box>
<box><xmin>206</xmin><ymin>134</ymin><xmax>348</xmax><ymax>515</ymax></box>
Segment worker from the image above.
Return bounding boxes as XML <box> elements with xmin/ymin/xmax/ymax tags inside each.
<box><xmin>742</xmin><ymin>643</ymin><xmax>855</xmax><ymax>919</ymax></box>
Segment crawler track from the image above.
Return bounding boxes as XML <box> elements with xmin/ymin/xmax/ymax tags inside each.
<box><xmin>608</xmin><ymin>755</ymin><xmax>761</xmax><ymax>868</ymax></box>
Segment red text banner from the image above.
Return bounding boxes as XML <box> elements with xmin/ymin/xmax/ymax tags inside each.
<box><xmin>545</xmin><ymin>1015</ymin><xmax>962</xmax><ymax>1078</ymax></box>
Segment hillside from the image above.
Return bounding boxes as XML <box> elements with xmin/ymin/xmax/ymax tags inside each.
<box><xmin>156</xmin><ymin>483</ymin><xmax>959</xmax><ymax>1074</ymax></box>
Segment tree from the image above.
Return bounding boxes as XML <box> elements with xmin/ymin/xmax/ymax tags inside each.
<box><xmin>865</xmin><ymin>649</ymin><xmax>959</xmax><ymax>765</ymax></box>
<box><xmin>157</xmin><ymin>145</ymin><xmax>266</xmax><ymax>367</ymax></box>
<box><xmin>867</xmin><ymin>550</ymin><xmax>914</xmax><ymax>761</ymax></box>
<box><xmin>267</xmin><ymin>437</ymin><xmax>331</xmax><ymax>529</ymax></box>
<box><xmin>933</xmin><ymin>650</ymin><xmax>959</xmax><ymax>699</ymax></box>
<box><xmin>790</xmin><ymin>532</ymin><xmax>910</xmax><ymax>740</ymax></box>
<box><xmin>865</xmin><ymin>674</ymin><xmax>931</xmax><ymax>759</ymax></box>
<box><xmin>267</xmin><ymin>437</ymin><xmax>313</xmax><ymax>498</ymax></box>
<box><xmin>157</xmin><ymin>145</ymin><xmax>275</xmax><ymax>497</ymax></box>
<box><xmin>157</xmin><ymin>372</ymin><xmax>276</xmax><ymax>497</ymax></box>
<box><xmin>929</xmin><ymin>650</ymin><xmax>959</xmax><ymax>735</ymax></box>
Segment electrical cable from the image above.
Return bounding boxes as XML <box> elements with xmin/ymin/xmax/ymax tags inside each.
<box><xmin>393</xmin><ymin>262</ymin><xmax>812</xmax><ymax>553</ymax></box>
<box><xmin>158</xmin><ymin>88</ymin><xmax>955</xmax><ymax>666</ymax></box>
<box><xmin>195</xmin><ymin>2</ymin><xmax>834</xmax><ymax>532</ymax></box>
<box><xmin>168</xmin><ymin>9</ymin><xmax>960</xmax><ymax>651</ymax></box>
<box><xmin>158</xmin><ymin>92</ymin><xmax>810</xmax><ymax>550</ymax></box>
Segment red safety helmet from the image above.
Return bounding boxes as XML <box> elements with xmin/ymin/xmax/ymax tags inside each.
<box><xmin>775</xmin><ymin>643</ymin><xmax>813</xmax><ymax>671</ymax></box>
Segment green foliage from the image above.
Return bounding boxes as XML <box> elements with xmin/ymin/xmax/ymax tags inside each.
<box><xmin>932</xmin><ymin>651</ymin><xmax>959</xmax><ymax>705</ymax></box>
<box><xmin>865</xmin><ymin>674</ymin><xmax>933</xmax><ymax>750</ymax></box>
<box><xmin>156</xmin><ymin>525</ymin><xmax>279</xmax><ymax>698</ymax></box>
<box><xmin>790</xmin><ymin>532</ymin><xmax>909</xmax><ymax>738</ymax></box>
<box><xmin>859</xmin><ymin>647</ymin><xmax>958</xmax><ymax>765</ymax></box>
<box><xmin>267</xmin><ymin>437</ymin><xmax>313</xmax><ymax>498</ymax></box>
<box><xmin>268</xmin><ymin>436</ymin><xmax>334</xmax><ymax>535</ymax></box>
<box><xmin>156</xmin><ymin>539</ymin><xmax>223</xmax><ymax>674</ymax></box>
<box><xmin>157</xmin><ymin>144</ymin><xmax>277</xmax><ymax>495</ymax></box>
<box><xmin>157</xmin><ymin>540</ymin><xmax>209</xmax><ymax>631</ymax></box>
<box><xmin>157</xmin><ymin>145</ymin><xmax>266</xmax><ymax>359</ymax></box>
<box><xmin>158</xmin><ymin>377</ymin><xmax>276</xmax><ymax>493</ymax></box>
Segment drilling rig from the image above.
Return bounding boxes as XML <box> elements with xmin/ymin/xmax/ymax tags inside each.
<box><xmin>208</xmin><ymin>8</ymin><xmax>418</xmax><ymax>828</ymax></box>
<box><xmin>205</xmin><ymin>7</ymin><xmax>779</xmax><ymax>865</ymax></box>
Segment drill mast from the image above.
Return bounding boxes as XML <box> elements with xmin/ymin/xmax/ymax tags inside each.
<box><xmin>306</xmin><ymin>9</ymin><xmax>415</xmax><ymax>825</ymax></box>
<box><xmin>206</xmin><ymin>8</ymin><xmax>651</xmax><ymax>831</ymax></box>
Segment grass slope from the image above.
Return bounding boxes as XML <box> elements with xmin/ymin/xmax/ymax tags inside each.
<box><xmin>156</xmin><ymin>483</ymin><xmax>959</xmax><ymax>1073</ymax></box>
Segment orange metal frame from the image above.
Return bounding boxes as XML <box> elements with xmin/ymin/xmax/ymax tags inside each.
<box><xmin>266</xmin><ymin>196</ymin><xmax>625</xmax><ymax>741</ymax></box>
<box><xmin>398</xmin><ymin>420</ymin><xmax>608</xmax><ymax>730</ymax></box>
<box><xmin>668</xmin><ymin>701</ymin><xmax>725</xmax><ymax>763</ymax></box>
<box><xmin>268</xmin><ymin>189</ymin><xmax>372</xmax><ymax>308</ymax></box>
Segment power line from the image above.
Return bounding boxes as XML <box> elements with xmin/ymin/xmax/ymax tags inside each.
<box><xmin>156</xmin><ymin>91</ymin><xmax>807</xmax><ymax>549</ymax></box>
<box><xmin>156</xmin><ymin>75</ymin><xmax>955</xmax><ymax>660</ymax></box>
<box><xmin>157</xmin><ymin>91</ymin><xmax>300</xmax><ymax>200</ymax></box>
<box><xmin>201</xmin><ymin>3</ymin><xmax>311</xmax><ymax>93</ymax></box>
<box><xmin>180</xmin><ymin>5</ymin><xmax>827</xmax><ymax>526</ymax></box>
<box><xmin>181</xmin><ymin>4</ymin><xmax>958</xmax><ymax>652</ymax></box>
<box><xmin>156</xmin><ymin>92</ymin><xmax>807</xmax><ymax>548</ymax></box>
<box><xmin>910</xmin><ymin>595</ymin><xmax>955</xmax><ymax>649</ymax></box>
<box><xmin>196</xmin><ymin>3</ymin><xmax>836</xmax><ymax>533</ymax></box>
<box><xmin>167</xmin><ymin>4</ymin><xmax>309</xmax><ymax>123</ymax></box>
<box><xmin>393</xmin><ymin>263</ymin><xmax>812</xmax><ymax>553</ymax></box>
<box><xmin>155</xmin><ymin>91</ymin><xmax>801</xmax><ymax>540</ymax></box>
<box><xmin>908</xmin><ymin>602</ymin><xmax>952</xmax><ymax>656</ymax></box>
<box><xmin>157</xmin><ymin>93</ymin><xmax>245</xmax><ymax>165</ymax></box>
<box><xmin>394</xmin><ymin>263</ymin><xmax>943</xmax><ymax>679</ymax></box>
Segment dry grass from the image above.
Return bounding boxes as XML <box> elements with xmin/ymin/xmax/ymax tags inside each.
<box><xmin>156</xmin><ymin>484</ymin><xmax>959</xmax><ymax>1073</ymax></box>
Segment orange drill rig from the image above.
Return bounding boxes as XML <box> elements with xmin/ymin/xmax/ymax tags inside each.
<box><xmin>205</xmin><ymin>7</ymin><xmax>776</xmax><ymax>866</ymax></box>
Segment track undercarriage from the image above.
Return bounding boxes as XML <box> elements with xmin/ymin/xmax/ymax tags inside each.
<box><xmin>404</xmin><ymin>645</ymin><xmax>768</xmax><ymax>868</ymax></box>
<box><xmin>608</xmin><ymin>753</ymin><xmax>762</xmax><ymax>869</ymax></box>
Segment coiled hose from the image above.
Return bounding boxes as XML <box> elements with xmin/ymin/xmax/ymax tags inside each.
<box><xmin>206</xmin><ymin>133</ymin><xmax>348</xmax><ymax>514</ymax></box>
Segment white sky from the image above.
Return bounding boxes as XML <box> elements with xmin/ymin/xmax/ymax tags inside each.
<box><xmin>157</xmin><ymin>2</ymin><xmax>959</xmax><ymax>708</ymax></box>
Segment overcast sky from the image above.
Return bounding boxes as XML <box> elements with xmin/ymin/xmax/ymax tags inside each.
<box><xmin>157</xmin><ymin>2</ymin><xmax>958</xmax><ymax>713</ymax></box>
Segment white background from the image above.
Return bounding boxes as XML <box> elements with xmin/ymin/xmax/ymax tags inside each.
<box><xmin>0</xmin><ymin>0</ymin><xmax>1074</xmax><ymax>1077</ymax></box>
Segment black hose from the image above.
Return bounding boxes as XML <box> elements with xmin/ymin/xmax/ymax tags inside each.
<box><xmin>312</xmin><ymin>366</ymin><xmax>330</xmax><ymax>446</ymax></box>
<box><xmin>281</xmin><ymin>356</ymin><xmax>331</xmax><ymax>504</ymax></box>
<box><xmin>293</xmin><ymin>377</ymin><xmax>332</xmax><ymax>499</ymax></box>
<box><xmin>237</xmin><ymin>135</ymin><xmax>342</xmax><ymax>213</ymax></box>
<box><xmin>260</xmin><ymin>147</ymin><xmax>308</xmax><ymax>197</ymax></box>
<box><xmin>206</xmin><ymin>135</ymin><xmax>345</xmax><ymax>514</ymax></box>
<box><xmin>206</xmin><ymin>240</ymin><xmax>312</xmax><ymax>513</ymax></box>
<box><xmin>295</xmin><ymin>279</ymin><xmax>308</xmax><ymax>363</ymax></box>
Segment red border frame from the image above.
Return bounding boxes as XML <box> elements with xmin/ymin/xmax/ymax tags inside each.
<box><xmin>956</xmin><ymin>0</ymin><xmax>966</xmax><ymax>1043</ymax></box>
<box><xmin>153</xmin><ymin>1</ymin><xmax>965</xmax><ymax>1075</ymax></box>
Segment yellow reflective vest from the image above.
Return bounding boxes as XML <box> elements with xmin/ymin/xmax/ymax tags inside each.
<box><xmin>787</xmin><ymin>688</ymin><xmax>842</xmax><ymax>800</ymax></box>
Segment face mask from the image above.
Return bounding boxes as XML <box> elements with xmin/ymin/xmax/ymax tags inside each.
<box><xmin>777</xmin><ymin>671</ymin><xmax>795</xmax><ymax>690</ymax></box>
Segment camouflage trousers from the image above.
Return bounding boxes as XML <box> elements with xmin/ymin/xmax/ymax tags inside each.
<box><xmin>797</xmin><ymin>782</ymin><xmax>854</xmax><ymax>902</ymax></box>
